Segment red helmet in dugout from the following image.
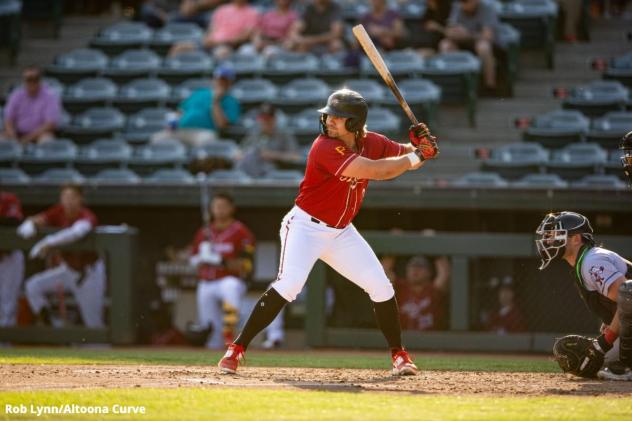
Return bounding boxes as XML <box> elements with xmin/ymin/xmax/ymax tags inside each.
<box><xmin>535</xmin><ymin>211</ymin><xmax>594</xmax><ymax>270</ymax></box>
<box><xmin>318</xmin><ymin>89</ymin><xmax>368</xmax><ymax>136</ymax></box>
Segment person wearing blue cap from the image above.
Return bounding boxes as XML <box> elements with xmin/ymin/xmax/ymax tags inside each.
<box><xmin>151</xmin><ymin>65</ymin><xmax>241</xmax><ymax>147</ymax></box>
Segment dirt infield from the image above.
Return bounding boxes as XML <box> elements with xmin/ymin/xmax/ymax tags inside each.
<box><xmin>2</xmin><ymin>364</ymin><xmax>632</xmax><ymax>396</ymax></box>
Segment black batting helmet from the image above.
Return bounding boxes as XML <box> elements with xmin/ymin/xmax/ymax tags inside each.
<box><xmin>535</xmin><ymin>211</ymin><xmax>594</xmax><ymax>270</ymax></box>
<box><xmin>318</xmin><ymin>89</ymin><xmax>368</xmax><ymax>136</ymax></box>
<box><xmin>620</xmin><ymin>130</ymin><xmax>632</xmax><ymax>183</ymax></box>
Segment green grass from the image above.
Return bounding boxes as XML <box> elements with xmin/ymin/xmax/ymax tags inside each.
<box><xmin>0</xmin><ymin>347</ymin><xmax>558</xmax><ymax>372</ymax></box>
<box><xmin>1</xmin><ymin>388</ymin><xmax>629</xmax><ymax>421</ymax></box>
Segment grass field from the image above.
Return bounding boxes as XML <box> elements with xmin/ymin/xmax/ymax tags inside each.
<box><xmin>1</xmin><ymin>347</ymin><xmax>630</xmax><ymax>421</ymax></box>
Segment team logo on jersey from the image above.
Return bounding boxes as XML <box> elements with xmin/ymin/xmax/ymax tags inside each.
<box><xmin>335</xmin><ymin>146</ymin><xmax>346</xmax><ymax>156</ymax></box>
<box><xmin>589</xmin><ymin>265</ymin><xmax>605</xmax><ymax>285</ymax></box>
<box><xmin>339</xmin><ymin>175</ymin><xmax>359</xmax><ymax>189</ymax></box>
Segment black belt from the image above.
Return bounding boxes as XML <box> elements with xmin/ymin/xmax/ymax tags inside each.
<box><xmin>310</xmin><ymin>217</ymin><xmax>343</xmax><ymax>229</ymax></box>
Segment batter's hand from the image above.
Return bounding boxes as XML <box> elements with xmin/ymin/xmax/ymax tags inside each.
<box><xmin>17</xmin><ymin>219</ymin><xmax>37</xmax><ymax>239</ymax></box>
<box><xmin>409</xmin><ymin>123</ymin><xmax>439</xmax><ymax>161</ymax></box>
<box><xmin>29</xmin><ymin>238</ymin><xmax>50</xmax><ymax>259</ymax></box>
<box><xmin>408</xmin><ymin>123</ymin><xmax>432</xmax><ymax>145</ymax></box>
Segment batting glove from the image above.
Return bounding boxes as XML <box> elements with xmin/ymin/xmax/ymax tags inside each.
<box><xmin>17</xmin><ymin>219</ymin><xmax>36</xmax><ymax>239</ymax></box>
<box><xmin>408</xmin><ymin>123</ymin><xmax>432</xmax><ymax>148</ymax></box>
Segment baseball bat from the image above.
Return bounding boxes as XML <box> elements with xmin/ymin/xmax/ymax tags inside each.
<box><xmin>352</xmin><ymin>24</ymin><xmax>419</xmax><ymax>126</ymax></box>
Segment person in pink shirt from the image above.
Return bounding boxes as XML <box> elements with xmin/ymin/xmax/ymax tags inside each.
<box><xmin>2</xmin><ymin>66</ymin><xmax>61</xmax><ymax>144</ymax></box>
<box><xmin>239</xmin><ymin>0</ymin><xmax>298</xmax><ymax>57</ymax></box>
<box><xmin>170</xmin><ymin>0</ymin><xmax>259</xmax><ymax>60</ymax></box>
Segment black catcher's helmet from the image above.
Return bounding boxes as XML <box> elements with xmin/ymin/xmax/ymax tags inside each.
<box><xmin>535</xmin><ymin>211</ymin><xmax>594</xmax><ymax>270</ymax></box>
<box><xmin>620</xmin><ymin>130</ymin><xmax>632</xmax><ymax>183</ymax></box>
<box><xmin>318</xmin><ymin>89</ymin><xmax>368</xmax><ymax>136</ymax></box>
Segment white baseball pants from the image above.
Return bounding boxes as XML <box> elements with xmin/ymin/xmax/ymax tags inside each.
<box><xmin>271</xmin><ymin>206</ymin><xmax>394</xmax><ymax>303</ymax></box>
<box><xmin>196</xmin><ymin>275</ymin><xmax>246</xmax><ymax>349</ymax></box>
<box><xmin>0</xmin><ymin>251</ymin><xmax>24</xmax><ymax>326</ymax></box>
<box><xmin>25</xmin><ymin>259</ymin><xmax>106</xmax><ymax>327</ymax></box>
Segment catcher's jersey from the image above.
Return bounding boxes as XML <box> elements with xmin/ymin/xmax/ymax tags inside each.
<box><xmin>579</xmin><ymin>247</ymin><xmax>630</xmax><ymax>297</ymax></box>
<box><xmin>295</xmin><ymin>131</ymin><xmax>405</xmax><ymax>228</ymax></box>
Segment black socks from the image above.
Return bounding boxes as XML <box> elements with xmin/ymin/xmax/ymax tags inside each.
<box><xmin>373</xmin><ymin>296</ymin><xmax>403</xmax><ymax>353</ymax></box>
<box><xmin>234</xmin><ymin>287</ymin><xmax>288</xmax><ymax>350</ymax></box>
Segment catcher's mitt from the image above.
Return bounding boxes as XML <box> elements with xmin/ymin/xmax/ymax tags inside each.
<box><xmin>553</xmin><ymin>335</ymin><xmax>604</xmax><ymax>378</ymax></box>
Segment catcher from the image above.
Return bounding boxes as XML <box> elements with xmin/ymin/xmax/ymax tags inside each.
<box><xmin>535</xmin><ymin>211</ymin><xmax>632</xmax><ymax>380</ymax></box>
<box><xmin>621</xmin><ymin>130</ymin><xmax>631</xmax><ymax>185</ymax></box>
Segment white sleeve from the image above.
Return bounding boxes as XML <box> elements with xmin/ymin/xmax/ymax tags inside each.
<box><xmin>42</xmin><ymin>219</ymin><xmax>93</xmax><ymax>248</ymax></box>
<box><xmin>581</xmin><ymin>254</ymin><xmax>625</xmax><ymax>296</ymax></box>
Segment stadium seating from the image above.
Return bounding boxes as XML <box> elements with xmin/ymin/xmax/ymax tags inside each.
<box><xmin>62</xmin><ymin>77</ymin><xmax>118</xmax><ymax>113</ymax></box>
<box><xmin>33</xmin><ymin>168</ymin><xmax>85</xmax><ymax>184</ymax></box>
<box><xmin>361</xmin><ymin>50</ymin><xmax>424</xmax><ymax>79</ymax></box>
<box><xmin>0</xmin><ymin>0</ymin><xmax>21</xmax><ymax>64</ymax></box>
<box><xmin>380</xmin><ymin>78</ymin><xmax>441</xmax><ymax>128</ymax></box>
<box><xmin>0</xmin><ymin>167</ymin><xmax>29</xmax><ymax>184</ymax></box>
<box><xmin>316</xmin><ymin>52</ymin><xmax>358</xmax><ymax>86</ymax></box>
<box><xmin>114</xmin><ymin>78</ymin><xmax>171</xmax><ymax>113</ymax></box>
<box><xmin>367</xmin><ymin>107</ymin><xmax>401</xmax><ymax>138</ymax></box>
<box><xmin>169</xmin><ymin>78</ymin><xmax>210</xmax><ymax>106</ymax></box>
<box><xmin>144</xmin><ymin>168</ymin><xmax>195</xmax><ymax>184</ymax></box>
<box><xmin>523</xmin><ymin>109</ymin><xmax>590</xmax><ymax>149</ymax></box>
<box><xmin>222</xmin><ymin>52</ymin><xmax>265</xmax><ymax>78</ymax></box>
<box><xmin>562</xmin><ymin>80</ymin><xmax>628</xmax><ymax>118</ymax></box>
<box><xmin>123</xmin><ymin>107</ymin><xmax>171</xmax><ymax>144</ymax></box>
<box><xmin>511</xmin><ymin>173</ymin><xmax>568</xmax><ymax>188</ymax></box>
<box><xmin>0</xmin><ymin>141</ymin><xmax>22</xmax><ymax>167</ymax></box>
<box><xmin>158</xmin><ymin>50</ymin><xmax>213</xmax><ymax>84</ymax></box>
<box><xmin>230</xmin><ymin>78</ymin><xmax>279</xmax><ymax>112</ymax></box>
<box><xmin>19</xmin><ymin>138</ymin><xmax>78</xmax><ymax>175</ymax></box>
<box><xmin>102</xmin><ymin>49</ymin><xmax>162</xmax><ymax>84</ymax></box>
<box><xmin>546</xmin><ymin>142</ymin><xmax>608</xmax><ymax>181</ymax></box>
<box><xmin>286</xmin><ymin>108</ymin><xmax>319</xmax><ymax>145</ymax></box>
<box><xmin>46</xmin><ymin>48</ymin><xmax>109</xmax><ymax>84</ymax></box>
<box><xmin>59</xmin><ymin>107</ymin><xmax>126</xmax><ymax>144</ymax></box>
<box><xmin>571</xmin><ymin>174</ymin><xmax>627</xmax><ymax>189</ymax></box>
<box><xmin>75</xmin><ymin>138</ymin><xmax>133</xmax><ymax>175</ymax></box>
<box><xmin>90</xmin><ymin>22</ymin><xmax>154</xmax><ymax>56</ymax></box>
<box><xmin>129</xmin><ymin>138</ymin><xmax>188</xmax><ymax>175</ymax></box>
<box><xmin>480</xmin><ymin>142</ymin><xmax>549</xmax><ymax>180</ymax></box>
<box><xmin>207</xmin><ymin>169</ymin><xmax>252</xmax><ymax>184</ymax></box>
<box><xmin>494</xmin><ymin>22</ymin><xmax>521</xmax><ymax>97</ymax></box>
<box><xmin>260</xmin><ymin>169</ymin><xmax>304</xmax><ymax>183</ymax></box>
<box><xmin>342</xmin><ymin>79</ymin><xmax>386</xmax><ymax>103</ymax></box>
<box><xmin>150</xmin><ymin>22</ymin><xmax>203</xmax><ymax>56</ymax></box>
<box><xmin>263</xmin><ymin>52</ymin><xmax>320</xmax><ymax>84</ymax></box>
<box><xmin>225</xmin><ymin>107</ymin><xmax>290</xmax><ymax>142</ymax></box>
<box><xmin>603</xmin><ymin>149</ymin><xmax>626</xmax><ymax>179</ymax></box>
<box><xmin>452</xmin><ymin>172</ymin><xmax>510</xmax><ymax>187</ymax></box>
<box><xmin>587</xmin><ymin>111</ymin><xmax>632</xmax><ymax>149</ymax></box>
<box><xmin>603</xmin><ymin>51</ymin><xmax>632</xmax><ymax>88</ymax></box>
<box><xmin>189</xmin><ymin>139</ymin><xmax>240</xmax><ymax>174</ymax></box>
<box><xmin>90</xmin><ymin>168</ymin><xmax>141</xmax><ymax>185</ymax></box>
<box><xmin>273</xmin><ymin>78</ymin><xmax>330</xmax><ymax>113</ymax></box>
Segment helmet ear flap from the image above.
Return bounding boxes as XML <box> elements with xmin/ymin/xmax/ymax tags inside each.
<box><xmin>345</xmin><ymin>117</ymin><xmax>362</xmax><ymax>134</ymax></box>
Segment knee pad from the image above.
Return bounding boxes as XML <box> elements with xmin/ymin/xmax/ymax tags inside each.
<box><xmin>618</xmin><ymin>280</ymin><xmax>632</xmax><ymax>366</ymax></box>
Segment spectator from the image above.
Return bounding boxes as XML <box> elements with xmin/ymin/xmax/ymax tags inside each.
<box><xmin>188</xmin><ymin>192</ymin><xmax>256</xmax><ymax>348</ymax></box>
<box><xmin>285</xmin><ymin>0</ymin><xmax>344</xmax><ymax>54</ymax></box>
<box><xmin>0</xmin><ymin>191</ymin><xmax>24</xmax><ymax>328</ymax></box>
<box><xmin>379</xmin><ymin>253</ymin><xmax>398</xmax><ymax>283</ymax></box>
<box><xmin>151</xmin><ymin>65</ymin><xmax>240</xmax><ymax>146</ymax></box>
<box><xmin>2</xmin><ymin>66</ymin><xmax>61</xmax><ymax>144</ymax></box>
<box><xmin>360</xmin><ymin>0</ymin><xmax>405</xmax><ymax>51</ymax></box>
<box><xmin>439</xmin><ymin>0</ymin><xmax>499</xmax><ymax>92</ymax></box>
<box><xmin>484</xmin><ymin>281</ymin><xmax>527</xmax><ymax>334</ymax></box>
<box><xmin>140</xmin><ymin>0</ymin><xmax>221</xmax><ymax>28</ymax></box>
<box><xmin>236</xmin><ymin>103</ymin><xmax>301</xmax><ymax>177</ymax></box>
<box><xmin>407</xmin><ymin>0</ymin><xmax>452</xmax><ymax>56</ymax></box>
<box><xmin>170</xmin><ymin>0</ymin><xmax>260</xmax><ymax>60</ymax></box>
<box><xmin>396</xmin><ymin>256</ymin><xmax>447</xmax><ymax>331</ymax></box>
<box><xmin>555</xmin><ymin>0</ymin><xmax>583</xmax><ymax>42</ymax></box>
<box><xmin>17</xmin><ymin>184</ymin><xmax>106</xmax><ymax>328</ymax></box>
<box><xmin>239</xmin><ymin>0</ymin><xmax>299</xmax><ymax>57</ymax></box>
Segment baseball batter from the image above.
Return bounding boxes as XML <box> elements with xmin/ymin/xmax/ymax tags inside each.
<box><xmin>0</xmin><ymin>191</ymin><xmax>25</xmax><ymax>327</ymax></box>
<box><xmin>536</xmin><ymin>211</ymin><xmax>632</xmax><ymax>380</ymax></box>
<box><xmin>189</xmin><ymin>192</ymin><xmax>256</xmax><ymax>348</ymax></box>
<box><xmin>219</xmin><ymin>88</ymin><xmax>439</xmax><ymax>375</ymax></box>
<box><xmin>17</xmin><ymin>184</ymin><xmax>106</xmax><ymax>327</ymax></box>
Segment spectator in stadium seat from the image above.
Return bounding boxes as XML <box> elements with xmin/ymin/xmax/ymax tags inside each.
<box><xmin>285</xmin><ymin>0</ymin><xmax>344</xmax><ymax>54</ymax></box>
<box><xmin>555</xmin><ymin>0</ymin><xmax>582</xmax><ymax>42</ymax></box>
<box><xmin>484</xmin><ymin>280</ymin><xmax>527</xmax><ymax>334</ymax></box>
<box><xmin>2</xmin><ymin>66</ymin><xmax>61</xmax><ymax>144</ymax></box>
<box><xmin>439</xmin><ymin>0</ymin><xmax>499</xmax><ymax>92</ymax></box>
<box><xmin>360</xmin><ymin>0</ymin><xmax>405</xmax><ymax>51</ymax></box>
<box><xmin>406</xmin><ymin>0</ymin><xmax>451</xmax><ymax>56</ymax></box>
<box><xmin>395</xmin><ymin>255</ymin><xmax>448</xmax><ymax>331</ymax></box>
<box><xmin>239</xmin><ymin>0</ymin><xmax>299</xmax><ymax>57</ymax></box>
<box><xmin>151</xmin><ymin>65</ymin><xmax>240</xmax><ymax>146</ymax></box>
<box><xmin>169</xmin><ymin>0</ymin><xmax>260</xmax><ymax>60</ymax></box>
<box><xmin>236</xmin><ymin>103</ymin><xmax>301</xmax><ymax>177</ymax></box>
<box><xmin>140</xmin><ymin>0</ymin><xmax>221</xmax><ymax>28</ymax></box>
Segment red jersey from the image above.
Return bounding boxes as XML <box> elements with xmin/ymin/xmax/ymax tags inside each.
<box><xmin>0</xmin><ymin>192</ymin><xmax>23</xmax><ymax>221</ymax></box>
<box><xmin>41</xmin><ymin>204</ymin><xmax>99</xmax><ymax>271</ymax></box>
<box><xmin>191</xmin><ymin>220</ymin><xmax>255</xmax><ymax>281</ymax></box>
<box><xmin>396</xmin><ymin>279</ymin><xmax>446</xmax><ymax>331</ymax></box>
<box><xmin>295</xmin><ymin>132</ymin><xmax>406</xmax><ymax>228</ymax></box>
<box><xmin>485</xmin><ymin>305</ymin><xmax>528</xmax><ymax>334</ymax></box>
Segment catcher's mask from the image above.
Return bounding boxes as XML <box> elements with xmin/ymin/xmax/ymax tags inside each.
<box><xmin>621</xmin><ymin>130</ymin><xmax>632</xmax><ymax>183</ymax></box>
<box><xmin>535</xmin><ymin>211</ymin><xmax>594</xmax><ymax>270</ymax></box>
<box><xmin>318</xmin><ymin>89</ymin><xmax>368</xmax><ymax>137</ymax></box>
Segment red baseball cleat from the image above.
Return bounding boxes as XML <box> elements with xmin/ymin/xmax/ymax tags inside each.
<box><xmin>391</xmin><ymin>349</ymin><xmax>418</xmax><ymax>376</ymax></box>
<box><xmin>218</xmin><ymin>343</ymin><xmax>245</xmax><ymax>374</ymax></box>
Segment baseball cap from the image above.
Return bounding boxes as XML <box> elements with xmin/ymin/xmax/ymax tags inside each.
<box><xmin>213</xmin><ymin>64</ymin><xmax>236</xmax><ymax>81</ymax></box>
<box><xmin>407</xmin><ymin>256</ymin><xmax>430</xmax><ymax>268</ymax></box>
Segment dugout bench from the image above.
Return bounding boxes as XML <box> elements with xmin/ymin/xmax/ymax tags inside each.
<box><xmin>0</xmin><ymin>226</ymin><xmax>138</xmax><ymax>345</ymax></box>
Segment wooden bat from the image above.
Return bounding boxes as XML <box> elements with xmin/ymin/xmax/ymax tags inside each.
<box><xmin>352</xmin><ymin>24</ymin><xmax>419</xmax><ymax>126</ymax></box>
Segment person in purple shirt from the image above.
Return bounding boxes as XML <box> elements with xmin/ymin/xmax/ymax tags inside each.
<box><xmin>360</xmin><ymin>0</ymin><xmax>405</xmax><ymax>51</ymax></box>
<box><xmin>2</xmin><ymin>66</ymin><xmax>61</xmax><ymax>144</ymax></box>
